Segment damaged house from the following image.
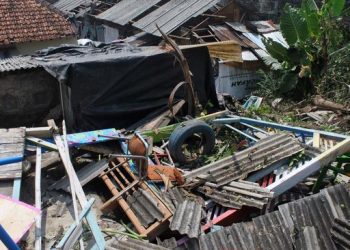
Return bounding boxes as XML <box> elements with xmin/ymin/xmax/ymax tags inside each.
<box><xmin>1</xmin><ymin>0</ymin><xmax>350</xmax><ymax>249</ymax></box>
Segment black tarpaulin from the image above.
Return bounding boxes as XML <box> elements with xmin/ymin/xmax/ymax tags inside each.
<box><xmin>35</xmin><ymin>43</ymin><xmax>218</xmax><ymax>131</ymax></box>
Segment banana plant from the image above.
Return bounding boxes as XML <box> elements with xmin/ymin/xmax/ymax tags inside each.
<box><xmin>261</xmin><ymin>0</ymin><xmax>346</xmax><ymax>95</ymax></box>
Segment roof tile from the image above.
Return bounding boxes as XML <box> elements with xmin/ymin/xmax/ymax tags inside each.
<box><xmin>0</xmin><ymin>0</ymin><xmax>75</xmax><ymax>46</ymax></box>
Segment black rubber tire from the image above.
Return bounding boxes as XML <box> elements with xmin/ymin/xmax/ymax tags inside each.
<box><xmin>168</xmin><ymin>120</ymin><xmax>215</xmax><ymax>164</ymax></box>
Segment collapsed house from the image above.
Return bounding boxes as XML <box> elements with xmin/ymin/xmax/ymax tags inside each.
<box><xmin>1</xmin><ymin>0</ymin><xmax>350</xmax><ymax>249</ymax></box>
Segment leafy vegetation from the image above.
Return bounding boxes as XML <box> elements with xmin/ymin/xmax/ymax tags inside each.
<box><xmin>258</xmin><ymin>0</ymin><xmax>348</xmax><ymax>99</ymax></box>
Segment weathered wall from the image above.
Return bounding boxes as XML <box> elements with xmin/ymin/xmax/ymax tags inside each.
<box><xmin>0</xmin><ymin>69</ymin><xmax>60</xmax><ymax>128</ymax></box>
<box><xmin>9</xmin><ymin>37</ymin><xmax>77</xmax><ymax>57</ymax></box>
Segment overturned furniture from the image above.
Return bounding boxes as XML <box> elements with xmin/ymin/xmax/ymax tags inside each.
<box><xmin>100</xmin><ymin>157</ymin><xmax>173</xmax><ymax>239</ymax></box>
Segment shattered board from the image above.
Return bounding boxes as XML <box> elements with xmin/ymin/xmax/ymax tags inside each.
<box><xmin>0</xmin><ymin>194</ymin><xmax>40</xmax><ymax>248</ymax></box>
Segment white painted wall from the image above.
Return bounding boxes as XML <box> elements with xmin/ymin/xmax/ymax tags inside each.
<box><xmin>215</xmin><ymin>62</ymin><xmax>260</xmax><ymax>100</ymax></box>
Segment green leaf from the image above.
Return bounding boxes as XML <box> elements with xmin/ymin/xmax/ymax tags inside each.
<box><xmin>278</xmin><ymin>71</ymin><xmax>299</xmax><ymax>94</ymax></box>
<box><xmin>301</xmin><ymin>0</ymin><xmax>320</xmax><ymax>37</ymax></box>
<box><xmin>280</xmin><ymin>5</ymin><xmax>309</xmax><ymax>45</ymax></box>
<box><xmin>263</xmin><ymin>38</ymin><xmax>289</xmax><ymax>62</ymax></box>
<box><xmin>301</xmin><ymin>0</ymin><xmax>319</xmax><ymax>13</ymax></box>
<box><xmin>262</xmin><ymin>55</ymin><xmax>282</xmax><ymax>70</ymax></box>
<box><xmin>329</xmin><ymin>0</ymin><xmax>345</xmax><ymax>16</ymax></box>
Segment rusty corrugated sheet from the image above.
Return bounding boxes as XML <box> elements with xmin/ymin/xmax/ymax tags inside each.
<box><xmin>185</xmin><ymin>133</ymin><xmax>303</xmax><ymax>186</ymax></box>
<box><xmin>331</xmin><ymin>217</ymin><xmax>350</xmax><ymax>249</ymax></box>
<box><xmin>109</xmin><ymin>238</ymin><xmax>170</xmax><ymax>250</ymax></box>
<box><xmin>199</xmin><ymin>180</ymin><xmax>273</xmax><ymax>209</ymax></box>
<box><xmin>169</xmin><ymin>199</ymin><xmax>203</xmax><ymax>238</ymax></box>
<box><xmin>126</xmin><ymin>189</ymin><xmax>165</xmax><ymax>228</ymax></box>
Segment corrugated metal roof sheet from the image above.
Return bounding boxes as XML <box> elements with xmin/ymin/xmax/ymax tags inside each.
<box><xmin>0</xmin><ymin>56</ymin><xmax>40</xmax><ymax>72</ymax></box>
<box><xmin>133</xmin><ymin>0</ymin><xmax>221</xmax><ymax>36</ymax></box>
<box><xmin>199</xmin><ymin>180</ymin><xmax>273</xmax><ymax>209</ymax></box>
<box><xmin>279</xmin><ymin>183</ymin><xmax>350</xmax><ymax>250</ymax></box>
<box><xmin>169</xmin><ymin>199</ymin><xmax>203</xmax><ymax>238</ymax></box>
<box><xmin>331</xmin><ymin>217</ymin><xmax>350</xmax><ymax>249</ymax></box>
<box><xmin>97</xmin><ymin>0</ymin><xmax>162</xmax><ymax>26</ymax></box>
<box><xmin>53</xmin><ymin>0</ymin><xmax>91</xmax><ymax>12</ymax></box>
<box><xmin>190</xmin><ymin>133</ymin><xmax>303</xmax><ymax>186</ymax></box>
<box><xmin>156</xmin><ymin>237</ymin><xmax>177</xmax><ymax>249</ymax></box>
<box><xmin>184</xmin><ymin>134</ymin><xmax>302</xmax><ymax>183</ymax></box>
<box><xmin>126</xmin><ymin>189</ymin><xmax>165</xmax><ymax>228</ymax></box>
<box><xmin>252</xmin><ymin>211</ymin><xmax>294</xmax><ymax>250</ymax></box>
<box><xmin>199</xmin><ymin>184</ymin><xmax>350</xmax><ymax>250</ymax></box>
<box><xmin>109</xmin><ymin>238</ymin><xmax>170</xmax><ymax>250</ymax></box>
<box><xmin>299</xmin><ymin>226</ymin><xmax>322</xmax><ymax>250</ymax></box>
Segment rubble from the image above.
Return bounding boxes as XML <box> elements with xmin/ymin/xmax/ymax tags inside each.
<box><xmin>1</xmin><ymin>1</ymin><xmax>350</xmax><ymax>249</ymax></box>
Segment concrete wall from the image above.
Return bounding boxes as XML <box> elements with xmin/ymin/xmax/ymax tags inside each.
<box><xmin>0</xmin><ymin>69</ymin><xmax>60</xmax><ymax>128</ymax></box>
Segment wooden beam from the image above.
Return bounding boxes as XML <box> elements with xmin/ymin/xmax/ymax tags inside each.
<box><xmin>26</xmin><ymin>137</ymin><xmax>58</xmax><ymax>151</ymax></box>
<box><xmin>35</xmin><ymin>147</ymin><xmax>42</xmax><ymax>250</ymax></box>
<box><xmin>313</xmin><ymin>133</ymin><xmax>320</xmax><ymax>148</ymax></box>
<box><xmin>47</xmin><ymin>120</ymin><xmax>105</xmax><ymax>249</ymax></box>
<box><xmin>25</xmin><ymin>127</ymin><xmax>53</xmax><ymax>138</ymax></box>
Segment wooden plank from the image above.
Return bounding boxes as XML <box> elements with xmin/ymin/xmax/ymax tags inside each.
<box><xmin>55</xmin><ymin>199</ymin><xmax>94</xmax><ymax>249</ymax></box>
<box><xmin>0</xmin><ymin>143</ymin><xmax>25</xmax><ymax>153</ymax></box>
<box><xmin>48</xmin><ymin>120</ymin><xmax>105</xmax><ymax>249</ymax></box>
<box><xmin>0</xmin><ymin>162</ymin><xmax>22</xmax><ymax>179</ymax></box>
<box><xmin>313</xmin><ymin>133</ymin><xmax>320</xmax><ymax>148</ymax></box>
<box><xmin>35</xmin><ymin>147</ymin><xmax>42</xmax><ymax>250</ymax></box>
<box><xmin>138</xmin><ymin>100</ymin><xmax>185</xmax><ymax>131</ymax></box>
<box><xmin>0</xmin><ymin>138</ymin><xmax>25</xmax><ymax>144</ymax></box>
<box><xmin>26</xmin><ymin>137</ymin><xmax>58</xmax><ymax>151</ymax></box>
<box><xmin>12</xmin><ymin>178</ymin><xmax>21</xmax><ymax>200</ymax></box>
<box><xmin>61</xmin><ymin>121</ymin><xmax>83</xmax><ymax>250</ymax></box>
<box><xmin>0</xmin><ymin>194</ymin><xmax>40</xmax><ymax>248</ymax></box>
<box><xmin>26</xmin><ymin>127</ymin><xmax>53</xmax><ymax>138</ymax></box>
<box><xmin>26</xmin><ymin>151</ymin><xmax>60</xmax><ymax>169</ymax></box>
<box><xmin>0</xmin><ymin>181</ymin><xmax>13</xmax><ymax>197</ymax></box>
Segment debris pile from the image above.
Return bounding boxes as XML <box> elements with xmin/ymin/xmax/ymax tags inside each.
<box><xmin>1</xmin><ymin>108</ymin><xmax>349</xmax><ymax>249</ymax></box>
<box><xmin>0</xmin><ymin>0</ymin><xmax>350</xmax><ymax>249</ymax></box>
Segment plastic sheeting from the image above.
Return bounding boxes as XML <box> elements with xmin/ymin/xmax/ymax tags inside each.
<box><xmin>35</xmin><ymin>43</ymin><xmax>218</xmax><ymax>131</ymax></box>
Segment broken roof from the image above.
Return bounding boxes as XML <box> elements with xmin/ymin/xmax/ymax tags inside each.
<box><xmin>200</xmin><ymin>183</ymin><xmax>350</xmax><ymax>250</ymax></box>
<box><xmin>52</xmin><ymin>0</ymin><xmax>91</xmax><ymax>13</ymax></box>
<box><xmin>133</xmin><ymin>0</ymin><xmax>221</xmax><ymax>36</ymax></box>
<box><xmin>97</xmin><ymin>0</ymin><xmax>163</xmax><ymax>26</ymax></box>
<box><xmin>0</xmin><ymin>0</ymin><xmax>75</xmax><ymax>46</ymax></box>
